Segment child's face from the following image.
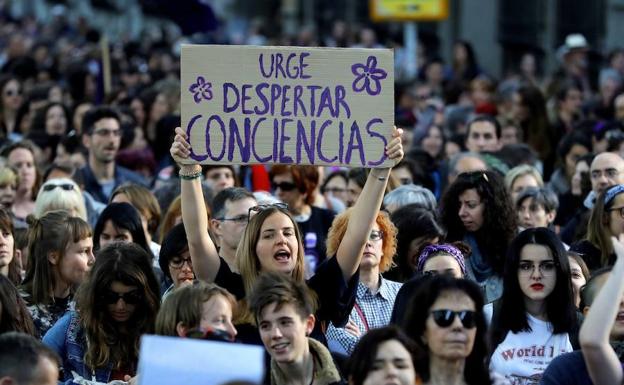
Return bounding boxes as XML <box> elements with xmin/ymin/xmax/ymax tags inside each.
<box><xmin>0</xmin><ymin>183</ymin><xmax>16</xmax><ymax>209</ymax></box>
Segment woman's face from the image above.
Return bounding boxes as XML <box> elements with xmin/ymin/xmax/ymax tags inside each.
<box><xmin>511</xmin><ymin>93</ymin><xmax>529</xmax><ymax>122</ymax></box>
<box><xmin>45</xmin><ymin>105</ymin><xmax>67</xmax><ymax>136</ymax></box>
<box><xmin>0</xmin><ymin>226</ymin><xmax>14</xmax><ymax>271</ymax></box>
<box><xmin>360</xmin><ymin>223</ymin><xmax>384</xmax><ymax>271</ymax></box>
<box><xmin>8</xmin><ymin>148</ymin><xmax>36</xmax><ymax>193</ymax></box>
<box><xmin>423</xmin><ymin>290</ymin><xmax>477</xmax><ymax>360</ymax></box>
<box><xmin>2</xmin><ymin>79</ymin><xmax>22</xmax><ymax>111</ymax></box>
<box><xmin>255</xmin><ymin>212</ymin><xmax>299</xmax><ymax>275</ymax></box>
<box><xmin>324</xmin><ymin>175</ymin><xmax>348</xmax><ymax>205</ymax></box>
<box><xmin>99</xmin><ymin>220</ymin><xmax>133</xmax><ymax>249</ymax></box>
<box><xmin>347</xmin><ymin>179</ymin><xmax>363</xmax><ymax>207</ymax></box>
<box><xmin>199</xmin><ymin>294</ymin><xmax>237</xmax><ymax>339</ymax></box>
<box><xmin>568</xmin><ymin>256</ymin><xmax>586</xmax><ymax>308</ymax></box>
<box><xmin>565</xmin><ymin>144</ymin><xmax>589</xmax><ymax>178</ymax></box>
<box><xmin>407</xmin><ymin>236</ymin><xmax>440</xmax><ymax>271</ymax></box>
<box><xmin>511</xmin><ymin>174</ymin><xmax>540</xmax><ymax>203</ymax></box>
<box><xmin>608</xmin><ymin>194</ymin><xmax>624</xmax><ymax>237</ymax></box>
<box><xmin>106</xmin><ymin>281</ymin><xmax>139</xmax><ymax>323</ymax></box>
<box><xmin>421</xmin><ymin>126</ymin><xmax>444</xmax><ymax>159</ymax></box>
<box><xmin>56</xmin><ymin>237</ymin><xmax>94</xmax><ymax>286</ymax></box>
<box><xmin>362</xmin><ymin>339</ymin><xmax>416</xmax><ymax>385</ymax></box>
<box><xmin>571</xmin><ymin>160</ymin><xmax>589</xmax><ymax>196</ymax></box>
<box><xmin>517</xmin><ymin>244</ymin><xmax>557</xmax><ymax>303</ymax></box>
<box><xmin>272</xmin><ymin>172</ymin><xmax>305</xmax><ymax>211</ymax></box>
<box><xmin>517</xmin><ymin>197</ymin><xmax>553</xmax><ymax>229</ymax></box>
<box><xmin>458</xmin><ymin>188</ymin><xmax>484</xmax><ymax>232</ymax></box>
<box><xmin>168</xmin><ymin>250</ymin><xmax>194</xmax><ymax>289</ymax></box>
<box><xmin>422</xmin><ymin>254</ymin><xmax>463</xmax><ymax>278</ymax></box>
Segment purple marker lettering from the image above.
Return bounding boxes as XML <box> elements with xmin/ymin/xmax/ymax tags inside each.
<box><xmin>270</xmin><ymin>84</ymin><xmax>282</xmax><ymax>116</ymax></box>
<box><xmin>299</xmin><ymin>52</ymin><xmax>310</xmax><ymax>79</ymax></box>
<box><xmin>316</xmin><ymin>119</ymin><xmax>337</xmax><ymax>163</ymax></box>
<box><xmin>186</xmin><ymin>114</ymin><xmax>207</xmax><ymax>161</ymax></box>
<box><xmin>345</xmin><ymin>121</ymin><xmax>365</xmax><ymax>166</ymax></box>
<box><xmin>223</xmin><ymin>83</ymin><xmax>239</xmax><ymax>113</ymax></box>
<box><xmin>241</xmin><ymin>84</ymin><xmax>253</xmax><ymax>115</ymax></box>
<box><xmin>296</xmin><ymin>119</ymin><xmax>315</xmax><ymax>164</ymax></box>
<box><xmin>275</xmin><ymin>53</ymin><xmax>287</xmax><ymax>78</ymax></box>
<box><xmin>316</xmin><ymin>87</ymin><xmax>336</xmax><ymax>118</ymax></box>
<box><xmin>335</xmin><ymin>85</ymin><xmax>351</xmax><ymax>118</ymax></box>
<box><xmin>205</xmin><ymin>115</ymin><xmax>226</xmax><ymax>161</ymax></box>
<box><xmin>272</xmin><ymin>119</ymin><xmax>279</xmax><ymax>162</ymax></box>
<box><xmin>365</xmin><ymin>118</ymin><xmax>387</xmax><ymax>166</ymax></box>
<box><xmin>251</xmin><ymin>117</ymin><xmax>271</xmax><ymax>162</ymax></box>
<box><xmin>293</xmin><ymin>85</ymin><xmax>306</xmax><ymax>117</ymax></box>
<box><xmin>259</xmin><ymin>53</ymin><xmax>273</xmax><ymax>78</ymax></box>
<box><xmin>227</xmin><ymin>117</ymin><xmax>251</xmax><ymax>162</ymax></box>
<box><xmin>338</xmin><ymin>120</ymin><xmax>345</xmax><ymax>163</ymax></box>
<box><xmin>279</xmin><ymin>118</ymin><xmax>294</xmax><ymax>163</ymax></box>
<box><xmin>286</xmin><ymin>53</ymin><xmax>299</xmax><ymax>78</ymax></box>
<box><xmin>254</xmin><ymin>83</ymin><xmax>270</xmax><ymax>115</ymax></box>
<box><xmin>307</xmin><ymin>85</ymin><xmax>322</xmax><ymax>116</ymax></box>
<box><xmin>280</xmin><ymin>85</ymin><xmax>292</xmax><ymax>117</ymax></box>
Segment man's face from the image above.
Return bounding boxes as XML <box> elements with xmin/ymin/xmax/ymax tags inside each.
<box><xmin>83</xmin><ymin>117</ymin><xmax>121</xmax><ymax>164</ymax></box>
<box><xmin>214</xmin><ymin>197</ymin><xmax>257</xmax><ymax>252</ymax></box>
<box><xmin>465</xmin><ymin>121</ymin><xmax>500</xmax><ymax>153</ymax></box>
<box><xmin>258</xmin><ymin>303</ymin><xmax>314</xmax><ymax>364</ymax></box>
<box><xmin>590</xmin><ymin>153</ymin><xmax>624</xmax><ymax>194</ymax></box>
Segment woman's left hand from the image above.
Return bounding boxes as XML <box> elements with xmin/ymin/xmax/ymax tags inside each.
<box><xmin>123</xmin><ymin>375</ymin><xmax>138</xmax><ymax>385</ymax></box>
<box><xmin>385</xmin><ymin>126</ymin><xmax>404</xmax><ymax>168</ymax></box>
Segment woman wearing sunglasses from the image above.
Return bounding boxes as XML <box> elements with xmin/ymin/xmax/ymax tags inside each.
<box><xmin>20</xmin><ymin>210</ymin><xmax>93</xmax><ymax>338</ymax></box>
<box><xmin>324</xmin><ymin>209</ymin><xmax>401</xmax><ymax>355</ymax></box>
<box><xmin>33</xmin><ymin>178</ymin><xmax>87</xmax><ymax>221</ymax></box>
<box><xmin>402</xmin><ymin>275</ymin><xmax>492</xmax><ymax>385</ymax></box>
<box><xmin>171</xmin><ymin>125</ymin><xmax>404</xmax><ymax>345</ymax></box>
<box><xmin>43</xmin><ymin>243</ymin><xmax>160</xmax><ymax>384</ymax></box>
<box><xmin>155</xmin><ymin>281</ymin><xmax>237</xmax><ymax>341</ymax></box>
<box><xmin>488</xmin><ymin>228</ymin><xmax>578</xmax><ymax>384</ymax></box>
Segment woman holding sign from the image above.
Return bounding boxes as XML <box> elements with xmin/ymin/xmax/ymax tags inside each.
<box><xmin>171</xmin><ymin>125</ymin><xmax>403</xmax><ymax>345</ymax></box>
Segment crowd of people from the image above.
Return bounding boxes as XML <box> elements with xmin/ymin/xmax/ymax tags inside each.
<box><xmin>3</xmin><ymin>3</ymin><xmax>624</xmax><ymax>385</ymax></box>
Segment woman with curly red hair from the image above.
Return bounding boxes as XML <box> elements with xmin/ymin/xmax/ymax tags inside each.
<box><xmin>324</xmin><ymin>209</ymin><xmax>401</xmax><ymax>354</ymax></box>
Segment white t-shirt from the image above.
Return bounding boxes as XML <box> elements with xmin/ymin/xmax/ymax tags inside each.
<box><xmin>490</xmin><ymin>314</ymin><xmax>573</xmax><ymax>385</ymax></box>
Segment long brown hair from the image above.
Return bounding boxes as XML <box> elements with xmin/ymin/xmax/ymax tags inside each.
<box><xmin>0</xmin><ymin>274</ymin><xmax>35</xmax><ymax>335</ymax></box>
<box><xmin>75</xmin><ymin>243</ymin><xmax>160</xmax><ymax>371</ymax></box>
<box><xmin>586</xmin><ymin>186</ymin><xmax>622</xmax><ymax>266</ymax></box>
<box><xmin>21</xmin><ymin>210</ymin><xmax>91</xmax><ymax>304</ymax></box>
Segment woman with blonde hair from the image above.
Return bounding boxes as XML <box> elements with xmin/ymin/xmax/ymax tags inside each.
<box><xmin>171</xmin><ymin>125</ymin><xmax>404</xmax><ymax>344</ymax></box>
<box><xmin>156</xmin><ymin>281</ymin><xmax>237</xmax><ymax>341</ymax></box>
<box><xmin>325</xmin><ymin>209</ymin><xmax>401</xmax><ymax>354</ymax></box>
<box><xmin>0</xmin><ymin>166</ymin><xmax>18</xmax><ymax>210</ymax></box>
<box><xmin>33</xmin><ymin>178</ymin><xmax>87</xmax><ymax>221</ymax></box>
<box><xmin>504</xmin><ymin>164</ymin><xmax>544</xmax><ymax>204</ymax></box>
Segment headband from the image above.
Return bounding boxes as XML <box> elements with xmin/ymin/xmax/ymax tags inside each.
<box><xmin>604</xmin><ymin>184</ymin><xmax>624</xmax><ymax>206</ymax></box>
<box><xmin>416</xmin><ymin>244</ymin><xmax>466</xmax><ymax>275</ymax></box>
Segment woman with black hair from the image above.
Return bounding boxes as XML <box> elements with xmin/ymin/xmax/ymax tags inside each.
<box><xmin>158</xmin><ymin>223</ymin><xmax>196</xmax><ymax>298</ymax></box>
<box><xmin>440</xmin><ymin>170</ymin><xmax>517</xmax><ymax>303</ymax></box>
<box><xmin>489</xmin><ymin>228</ymin><xmax>578</xmax><ymax>384</ymax></box>
<box><xmin>386</xmin><ymin>205</ymin><xmax>445</xmax><ymax>283</ymax></box>
<box><xmin>93</xmin><ymin>202</ymin><xmax>150</xmax><ymax>254</ymax></box>
<box><xmin>401</xmin><ymin>275</ymin><xmax>492</xmax><ymax>385</ymax></box>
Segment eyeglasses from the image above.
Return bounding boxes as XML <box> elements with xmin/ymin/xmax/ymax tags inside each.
<box><xmin>590</xmin><ymin>168</ymin><xmax>620</xmax><ymax>180</ymax></box>
<box><xmin>184</xmin><ymin>327</ymin><xmax>234</xmax><ymax>342</ymax></box>
<box><xmin>369</xmin><ymin>230</ymin><xmax>384</xmax><ymax>242</ymax></box>
<box><xmin>518</xmin><ymin>261</ymin><xmax>557</xmax><ymax>276</ymax></box>
<box><xmin>100</xmin><ymin>289</ymin><xmax>143</xmax><ymax>305</ymax></box>
<box><xmin>272</xmin><ymin>181</ymin><xmax>297</xmax><ymax>192</ymax></box>
<box><xmin>248</xmin><ymin>202</ymin><xmax>289</xmax><ymax>222</ymax></box>
<box><xmin>92</xmin><ymin>128</ymin><xmax>122</xmax><ymax>137</ymax></box>
<box><xmin>610</xmin><ymin>206</ymin><xmax>624</xmax><ymax>219</ymax></box>
<box><xmin>43</xmin><ymin>183</ymin><xmax>74</xmax><ymax>192</ymax></box>
<box><xmin>4</xmin><ymin>89</ymin><xmax>20</xmax><ymax>97</ymax></box>
<box><xmin>217</xmin><ymin>214</ymin><xmax>248</xmax><ymax>224</ymax></box>
<box><xmin>430</xmin><ymin>309</ymin><xmax>477</xmax><ymax>328</ymax></box>
<box><xmin>169</xmin><ymin>256</ymin><xmax>193</xmax><ymax>269</ymax></box>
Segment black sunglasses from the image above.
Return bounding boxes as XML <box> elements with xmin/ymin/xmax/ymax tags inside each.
<box><xmin>248</xmin><ymin>203</ymin><xmax>289</xmax><ymax>222</ymax></box>
<box><xmin>184</xmin><ymin>327</ymin><xmax>234</xmax><ymax>342</ymax></box>
<box><xmin>430</xmin><ymin>309</ymin><xmax>477</xmax><ymax>329</ymax></box>
<box><xmin>43</xmin><ymin>183</ymin><xmax>74</xmax><ymax>192</ymax></box>
<box><xmin>101</xmin><ymin>290</ymin><xmax>143</xmax><ymax>305</ymax></box>
<box><xmin>272</xmin><ymin>181</ymin><xmax>297</xmax><ymax>191</ymax></box>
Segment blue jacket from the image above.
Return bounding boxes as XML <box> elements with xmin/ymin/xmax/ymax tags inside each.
<box><xmin>43</xmin><ymin>312</ymin><xmax>112</xmax><ymax>384</ymax></box>
<box><xmin>79</xmin><ymin>163</ymin><xmax>148</xmax><ymax>203</ymax></box>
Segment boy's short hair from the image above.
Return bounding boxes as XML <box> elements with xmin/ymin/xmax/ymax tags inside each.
<box><xmin>248</xmin><ymin>272</ymin><xmax>318</xmax><ymax>323</ymax></box>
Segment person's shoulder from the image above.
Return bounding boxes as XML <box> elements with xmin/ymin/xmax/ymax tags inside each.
<box><xmin>115</xmin><ymin>165</ymin><xmax>149</xmax><ymax>185</ymax></box>
<box><xmin>540</xmin><ymin>350</ymin><xmax>589</xmax><ymax>385</ymax></box>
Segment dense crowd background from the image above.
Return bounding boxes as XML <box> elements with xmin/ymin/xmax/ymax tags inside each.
<box><xmin>2</xmin><ymin>1</ymin><xmax>624</xmax><ymax>385</ymax></box>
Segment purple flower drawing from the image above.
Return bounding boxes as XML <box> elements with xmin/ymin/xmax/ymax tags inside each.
<box><xmin>351</xmin><ymin>56</ymin><xmax>387</xmax><ymax>96</ymax></box>
<box><xmin>189</xmin><ymin>76</ymin><xmax>213</xmax><ymax>103</ymax></box>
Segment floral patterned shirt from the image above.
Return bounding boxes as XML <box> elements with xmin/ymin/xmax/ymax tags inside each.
<box><xmin>21</xmin><ymin>291</ymin><xmax>75</xmax><ymax>338</ymax></box>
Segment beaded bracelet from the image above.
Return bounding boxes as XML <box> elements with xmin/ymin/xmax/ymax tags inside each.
<box><xmin>179</xmin><ymin>171</ymin><xmax>202</xmax><ymax>180</ymax></box>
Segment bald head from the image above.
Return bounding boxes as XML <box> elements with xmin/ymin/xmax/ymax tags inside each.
<box><xmin>590</xmin><ymin>152</ymin><xmax>624</xmax><ymax>194</ymax></box>
<box><xmin>448</xmin><ymin>152</ymin><xmax>488</xmax><ymax>185</ymax></box>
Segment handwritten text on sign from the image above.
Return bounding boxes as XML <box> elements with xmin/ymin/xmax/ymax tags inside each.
<box><xmin>181</xmin><ymin>45</ymin><xmax>394</xmax><ymax>167</ymax></box>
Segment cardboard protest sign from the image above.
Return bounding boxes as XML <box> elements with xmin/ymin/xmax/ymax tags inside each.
<box><xmin>137</xmin><ymin>335</ymin><xmax>264</xmax><ymax>385</ymax></box>
<box><xmin>181</xmin><ymin>45</ymin><xmax>394</xmax><ymax>167</ymax></box>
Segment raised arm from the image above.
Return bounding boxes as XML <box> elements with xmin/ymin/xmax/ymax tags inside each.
<box><xmin>171</xmin><ymin>127</ymin><xmax>221</xmax><ymax>282</ymax></box>
<box><xmin>579</xmin><ymin>236</ymin><xmax>624</xmax><ymax>385</ymax></box>
<box><xmin>335</xmin><ymin>127</ymin><xmax>403</xmax><ymax>281</ymax></box>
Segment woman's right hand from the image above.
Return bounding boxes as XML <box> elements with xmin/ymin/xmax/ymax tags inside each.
<box><xmin>170</xmin><ymin>127</ymin><xmax>193</xmax><ymax>164</ymax></box>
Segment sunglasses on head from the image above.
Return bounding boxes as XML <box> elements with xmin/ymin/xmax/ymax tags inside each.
<box><xmin>184</xmin><ymin>327</ymin><xmax>235</xmax><ymax>342</ymax></box>
<box><xmin>101</xmin><ymin>289</ymin><xmax>143</xmax><ymax>305</ymax></box>
<box><xmin>430</xmin><ymin>309</ymin><xmax>477</xmax><ymax>329</ymax></box>
<box><xmin>43</xmin><ymin>183</ymin><xmax>74</xmax><ymax>192</ymax></box>
<box><xmin>247</xmin><ymin>202</ymin><xmax>289</xmax><ymax>222</ymax></box>
<box><xmin>272</xmin><ymin>181</ymin><xmax>298</xmax><ymax>192</ymax></box>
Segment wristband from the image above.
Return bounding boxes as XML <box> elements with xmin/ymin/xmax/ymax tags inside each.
<box><xmin>179</xmin><ymin>171</ymin><xmax>202</xmax><ymax>180</ymax></box>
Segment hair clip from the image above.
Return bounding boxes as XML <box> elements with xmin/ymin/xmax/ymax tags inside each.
<box><xmin>482</xmin><ymin>173</ymin><xmax>489</xmax><ymax>183</ymax></box>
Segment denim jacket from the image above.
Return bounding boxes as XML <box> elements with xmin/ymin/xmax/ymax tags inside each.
<box><xmin>43</xmin><ymin>312</ymin><xmax>113</xmax><ymax>384</ymax></box>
